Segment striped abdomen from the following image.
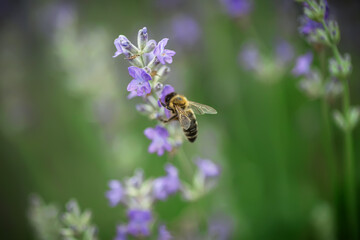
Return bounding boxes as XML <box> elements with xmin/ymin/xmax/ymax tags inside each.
<box><xmin>183</xmin><ymin>110</ymin><xmax>198</xmax><ymax>142</ymax></box>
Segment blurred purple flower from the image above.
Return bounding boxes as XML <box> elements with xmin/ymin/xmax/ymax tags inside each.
<box><xmin>154</xmin><ymin>38</ymin><xmax>176</xmax><ymax>64</ymax></box>
<box><xmin>220</xmin><ymin>0</ymin><xmax>253</xmax><ymax>18</ymax></box>
<box><xmin>196</xmin><ymin>158</ymin><xmax>220</xmax><ymax>178</ymax></box>
<box><xmin>208</xmin><ymin>215</ymin><xmax>234</xmax><ymax>240</ymax></box>
<box><xmin>106</xmin><ymin>180</ymin><xmax>123</xmax><ymax>207</ymax></box>
<box><xmin>292</xmin><ymin>52</ymin><xmax>313</xmax><ymax>76</ymax></box>
<box><xmin>127</xmin><ymin>66</ymin><xmax>152</xmax><ymax>97</ymax></box>
<box><xmin>158</xmin><ymin>225</ymin><xmax>172</xmax><ymax>240</ymax></box>
<box><xmin>127</xmin><ymin>209</ymin><xmax>152</xmax><ymax>237</ymax></box>
<box><xmin>153</xmin><ymin>164</ymin><xmax>180</xmax><ymax>200</ymax></box>
<box><xmin>276</xmin><ymin>40</ymin><xmax>294</xmax><ymax>64</ymax></box>
<box><xmin>115</xmin><ymin>225</ymin><xmax>128</xmax><ymax>240</ymax></box>
<box><xmin>144</xmin><ymin>125</ymin><xmax>172</xmax><ymax>156</ymax></box>
<box><xmin>172</xmin><ymin>15</ymin><xmax>200</xmax><ymax>47</ymax></box>
<box><xmin>239</xmin><ymin>43</ymin><xmax>260</xmax><ymax>71</ymax></box>
<box><xmin>299</xmin><ymin>1</ymin><xmax>329</xmax><ymax>36</ymax></box>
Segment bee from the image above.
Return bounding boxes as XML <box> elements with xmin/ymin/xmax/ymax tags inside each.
<box><xmin>160</xmin><ymin>92</ymin><xmax>217</xmax><ymax>142</ymax></box>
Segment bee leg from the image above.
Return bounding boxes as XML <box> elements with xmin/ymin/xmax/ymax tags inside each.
<box><xmin>161</xmin><ymin>114</ymin><xmax>178</xmax><ymax>123</ymax></box>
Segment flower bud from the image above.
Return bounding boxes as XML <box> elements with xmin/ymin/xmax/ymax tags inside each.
<box><xmin>309</xmin><ymin>29</ymin><xmax>331</xmax><ymax>46</ymax></box>
<box><xmin>328</xmin><ymin>54</ymin><xmax>352</xmax><ymax>79</ymax></box>
<box><xmin>119</xmin><ymin>35</ymin><xmax>139</xmax><ymax>55</ymax></box>
<box><xmin>143</xmin><ymin>40</ymin><xmax>156</xmax><ymax>53</ymax></box>
<box><xmin>327</xmin><ymin>20</ymin><xmax>340</xmax><ymax>44</ymax></box>
<box><xmin>137</xmin><ymin>27</ymin><xmax>148</xmax><ymax>50</ymax></box>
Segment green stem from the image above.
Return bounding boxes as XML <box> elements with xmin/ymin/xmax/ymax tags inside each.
<box><xmin>319</xmin><ymin>51</ymin><xmax>337</xmax><ymax>205</ymax></box>
<box><xmin>176</xmin><ymin>147</ymin><xmax>194</xmax><ymax>179</ymax></box>
<box><xmin>342</xmin><ymin>79</ymin><xmax>358</xmax><ymax>239</ymax></box>
<box><xmin>319</xmin><ymin>15</ymin><xmax>358</xmax><ymax>238</ymax></box>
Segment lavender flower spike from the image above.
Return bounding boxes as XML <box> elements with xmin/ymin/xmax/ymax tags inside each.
<box><xmin>291</xmin><ymin>52</ymin><xmax>313</xmax><ymax>77</ymax></box>
<box><xmin>106</xmin><ymin>180</ymin><xmax>123</xmax><ymax>207</ymax></box>
<box><xmin>158</xmin><ymin>84</ymin><xmax>175</xmax><ymax>107</ymax></box>
<box><xmin>153</xmin><ymin>164</ymin><xmax>180</xmax><ymax>200</ymax></box>
<box><xmin>127</xmin><ymin>209</ymin><xmax>152</xmax><ymax>237</ymax></box>
<box><xmin>154</xmin><ymin>38</ymin><xmax>176</xmax><ymax>65</ymax></box>
<box><xmin>144</xmin><ymin>125</ymin><xmax>172</xmax><ymax>156</ymax></box>
<box><xmin>127</xmin><ymin>66</ymin><xmax>152</xmax><ymax>97</ymax></box>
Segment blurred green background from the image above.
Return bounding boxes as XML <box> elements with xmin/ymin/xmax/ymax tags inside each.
<box><xmin>1</xmin><ymin>0</ymin><xmax>360</xmax><ymax>239</ymax></box>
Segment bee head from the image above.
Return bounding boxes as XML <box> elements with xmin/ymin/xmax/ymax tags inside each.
<box><xmin>165</xmin><ymin>92</ymin><xmax>177</xmax><ymax>105</ymax></box>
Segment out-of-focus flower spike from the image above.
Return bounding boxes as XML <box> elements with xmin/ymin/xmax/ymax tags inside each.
<box><xmin>292</xmin><ymin>52</ymin><xmax>313</xmax><ymax>77</ymax></box>
<box><xmin>137</xmin><ymin>27</ymin><xmax>148</xmax><ymax>50</ymax></box>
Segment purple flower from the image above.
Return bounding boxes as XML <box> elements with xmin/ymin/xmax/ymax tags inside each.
<box><xmin>158</xmin><ymin>85</ymin><xmax>175</xmax><ymax>106</ymax></box>
<box><xmin>158</xmin><ymin>85</ymin><xmax>175</xmax><ymax>118</ymax></box>
<box><xmin>144</xmin><ymin>126</ymin><xmax>172</xmax><ymax>156</ymax></box>
<box><xmin>299</xmin><ymin>1</ymin><xmax>329</xmax><ymax>36</ymax></box>
<box><xmin>153</xmin><ymin>164</ymin><xmax>180</xmax><ymax>200</ymax></box>
<box><xmin>115</xmin><ymin>225</ymin><xmax>128</xmax><ymax>240</ymax></box>
<box><xmin>172</xmin><ymin>15</ymin><xmax>200</xmax><ymax>47</ymax></box>
<box><xmin>154</xmin><ymin>38</ymin><xmax>176</xmax><ymax>65</ymax></box>
<box><xmin>158</xmin><ymin>225</ymin><xmax>172</xmax><ymax>240</ymax></box>
<box><xmin>113</xmin><ymin>37</ymin><xmax>124</xmax><ymax>58</ymax></box>
<box><xmin>275</xmin><ymin>40</ymin><xmax>294</xmax><ymax>64</ymax></box>
<box><xmin>220</xmin><ymin>0</ymin><xmax>253</xmax><ymax>18</ymax></box>
<box><xmin>127</xmin><ymin>209</ymin><xmax>152</xmax><ymax>237</ymax></box>
<box><xmin>106</xmin><ymin>180</ymin><xmax>123</xmax><ymax>207</ymax></box>
<box><xmin>196</xmin><ymin>158</ymin><xmax>220</xmax><ymax>178</ymax></box>
<box><xmin>239</xmin><ymin>43</ymin><xmax>260</xmax><ymax>71</ymax></box>
<box><xmin>292</xmin><ymin>52</ymin><xmax>313</xmax><ymax>77</ymax></box>
<box><xmin>127</xmin><ymin>66</ymin><xmax>152</xmax><ymax>97</ymax></box>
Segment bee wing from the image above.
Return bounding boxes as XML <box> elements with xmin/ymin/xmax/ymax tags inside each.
<box><xmin>175</xmin><ymin>105</ymin><xmax>191</xmax><ymax>130</ymax></box>
<box><xmin>189</xmin><ymin>101</ymin><xmax>217</xmax><ymax>115</ymax></box>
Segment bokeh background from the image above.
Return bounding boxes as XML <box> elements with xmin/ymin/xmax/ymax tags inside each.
<box><xmin>1</xmin><ymin>0</ymin><xmax>360</xmax><ymax>239</ymax></box>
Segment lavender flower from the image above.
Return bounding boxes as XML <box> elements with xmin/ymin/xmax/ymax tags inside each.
<box><xmin>127</xmin><ymin>209</ymin><xmax>152</xmax><ymax>237</ymax></box>
<box><xmin>239</xmin><ymin>43</ymin><xmax>260</xmax><ymax>71</ymax></box>
<box><xmin>292</xmin><ymin>52</ymin><xmax>313</xmax><ymax>76</ymax></box>
<box><xmin>158</xmin><ymin>84</ymin><xmax>175</xmax><ymax>106</ymax></box>
<box><xmin>127</xmin><ymin>66</ymin><xmax>152</xmax><ymax>97</ymax></box>
<box><xmin>196</xmin><ymin>158</ymin><xmax>221</xmax><ymax>178</ymax></box>
<box><xmin>153</xmin><ymin>164</ymin><xmax>180</xmax><ymax>200</ymax></box>
<box><xmin>158</xmin><ymin>225</ymin><xmax>172</xmax><ymax>240</ymax></box>
<box><xmin>113</xmin><ymin>37</ymin><xmax>124</xmax><ymax>58</ymax></box>
<box><xmin>106</xmin><ymin>180</ymin><xmax>123</xmax><ymax>207</ymax></box>
<box><xmin>220</xmin><ymin>0</ymin><xmax>253</xmax><ymax>18</ymax></box>
<box><xmin>115</xmin><ymin>225</ymin><xmax>128</xmax><ymax>240</ymax></box>
<box><xmin>276</xmin><ymin>40</ymin><xmax>294</xmax><ymax>65</ymax></box>
<box><xmin>144</xmin><ymin>125</ymin><xmax>172</xmax><ymax>156</ymax></box>
<box><xmin>154</xmin><ymin>38</ymin><xmax>176</xmax><ymax>65</ymax></box>
<box><xmin>172</xmin><ymin>15</ymin><xmax>200</xmax><ymax>47</ymax></box>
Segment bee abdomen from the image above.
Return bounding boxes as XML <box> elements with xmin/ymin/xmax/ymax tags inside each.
<box><xmin>184</xmin><ymin>117</ymin><xmax>198</xmax><ymax>143</ymax></box>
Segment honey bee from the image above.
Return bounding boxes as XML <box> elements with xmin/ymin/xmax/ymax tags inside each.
<box><xmin>160</xmin><ymin>92</ymin><xmax>217</xmax><ymax>142</ymax></box>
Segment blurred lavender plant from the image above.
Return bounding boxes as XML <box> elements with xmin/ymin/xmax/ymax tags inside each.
<box><xmin>60</xmin><ymin>200</ymin><xmax>98</xmax><ymax>240</ymax></box>
<box><xmin>28</xmin><ymin>195</ymin><xmax>61</xmax><ymax>240</ymax></box>
<box><xmin>28</xmin><ymin>196</ymin><xmax>98</xmax><ymax>240</ymax></box>
<box><xmin>105</xmin><ymin>161</ymin><xmax>220</xmax><ymax>238</ymax></box>
<box><xmin>239</xmin><ymin>40</ymin><xmax>294</xmax><ymax>83</ymax></box>
<box><xmin>295</xmin><ymin>0</ymin><xmax>359</xmax><ymax>238</ymax></box>
<box><xmin>220</xmin><ymin>0</ymin><xmax>253</xmax><ymax>18</ymax></box>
